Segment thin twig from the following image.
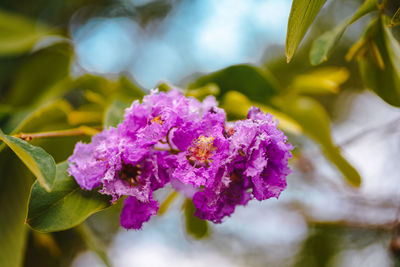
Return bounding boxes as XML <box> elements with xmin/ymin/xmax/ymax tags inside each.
<box><xmin>13</xmin><ymin>126</ymin><xmax>101</xmax><ymax>141</ymax></box>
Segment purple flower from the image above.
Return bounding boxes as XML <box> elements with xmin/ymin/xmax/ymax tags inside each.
<box><xmin>120</xmin><ymin>195</ymin><xmax>159</xmax><ymax>230</ymax></box>
<box><xmin>68</xmin><ymin>128</ymin><xmax>120</xmax><ymax>190</ymax></box>
<box><xmin>68</xmin><ymin>89</ymin><xmax>293</xmax><ymax>229</ymax></box>
<box><xmin>171</xmin><ymin>107</ymin><xmax>229</xmax><ymax>187</ymax></box>
<box><xmin>119</xmin><ymin>89</ymin><xmax>206</xmax><ymax>147</ymax></box>
<box><xmin>99</xmin><ymin>150</ymin><xmax>169</xmax><ymax>203</ymax></box>
<box><xmin>243</xmin><ymin>107</ymin><xmax>293</xmax><ymax>200</ymax></box>
<box><xmin>192</xmin><ymin>107</ymin><xmax>293</xmax><ymax>222</ymax></box>
<box><xmin>192</xmin><ymin>167</ymin><xmax>252</xmax><ymax>223</ymax></box>
<box><xmin>68</xmin><ymin>127</ymin><xmax>163</xmax><ymax>203</ymax></box>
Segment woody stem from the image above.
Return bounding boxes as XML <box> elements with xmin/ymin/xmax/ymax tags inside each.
<box><xmin>13</xmin><ymin>126</ymin><xmax>101</xmax><ymax>141</ymax></box>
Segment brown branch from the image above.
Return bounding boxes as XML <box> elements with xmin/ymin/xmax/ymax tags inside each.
<box><xmin>13</xmin><ymin>126</ymin><xmax>101</xmax><ymax>141</ymax></box>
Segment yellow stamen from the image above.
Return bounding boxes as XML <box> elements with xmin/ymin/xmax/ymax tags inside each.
<box><xmin>188</xmin><ymin>135</ymin><xmax>215</xmax><ymax>165</ymax></box>
<box><xmin>151</xmin><ymin>115</ymin><xmax>163</xmax><ymax>125</ymax></box>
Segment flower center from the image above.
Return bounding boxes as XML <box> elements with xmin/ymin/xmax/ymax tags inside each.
<box><xmin>119</xmin><ymin>163</ymin><xmax>142</xmax><ymax>186</ymax></box>
<box><xmin>188</xmin><ymin>135</ymin><xmax>215</xmax><ymax>165</ymax></box>
<box><xmin>151</xmin><ymin>115</ymin><xmax>163</xmax><ymax>125</ymax></box>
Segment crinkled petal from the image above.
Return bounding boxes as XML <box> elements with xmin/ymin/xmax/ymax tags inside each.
<box><xmin>68</xmin><ymin>142</ymin><xmax>106</xmax><ymax>190</ymax></box>
<box><xmin>68</xmin><ymin>128</ymin><xmax>120</xmax><ymax>190</ymax></box>
<box><xmin>120</xmin><ymin>196</ymin><xmax>159</xmax><ymax>230</ymax></box>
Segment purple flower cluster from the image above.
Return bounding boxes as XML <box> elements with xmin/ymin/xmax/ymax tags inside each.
<box><xmin>68</xmin><ymin>89</ymin><xmax>293</xmax><ymax>229</ymax></box>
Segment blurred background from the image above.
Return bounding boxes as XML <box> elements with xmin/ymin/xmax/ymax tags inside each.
<box><xmin>1</xmin><ymin>0</ymin><xmax>400</xmax><ymax>266</ymax></box>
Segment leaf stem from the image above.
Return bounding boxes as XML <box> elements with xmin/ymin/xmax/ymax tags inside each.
<box><xmin>13</xmin><ymin>126</ymin><xmax>101</xmax><ymax>141</ymax></box>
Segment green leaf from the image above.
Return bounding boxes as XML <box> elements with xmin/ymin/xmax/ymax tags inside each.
<box><xmin>0</xmin><ymin>102</ymin><xmax>77</xmax><ymax>266</ymax></box>
<box><xmin>358</xmin><ymin>17</ymin><xmax>400</xmax><ymax>106</ymax></box>
<box><xmin>280</xmin><ymin>96</ymin><xmax>361</xmax><ymax>186</ymax></box>
<box><xmin>103</xmin><ymin>99</ymin><xmax>130</xmax><ymax>128</ymax></box>
<box><xmin>184</xmin><ymin>198</ymin><xmax>208</xmax><ymax>239</ymax></box>
<box><xmin>27</xmin><ymin>162</ymin><xmax>111</xmax><ymax>232</ymax></box>
<box><xmin>158</xmin><ymin>191</ymin><xmax>178</xmax><ymax>216</ymax></box>
<box><xmin>72</xmin><ymin>74</ymin><xmax>144</xmax><ymax>100</ymax></box>
<box><xmin>0</xmin><ymin>104</ymin><xmax>11</xmax><ymax>125</ymax></box>
<box><xmin>0</xmin><ymin>9</ymin><xmax>54</xmax><ymax>56</ymax></box>
<box><xmin>310</xmin><ymin>19</ymin><xmax>350</xmax><ymax>65</ymax></box>
<box><xmin>310</xmin><ymin>0</ymin><xmax>378</xmax><ymax>65</ymax></box>
<box><xmin>5</xmin><ymin>43</ymin><xmax>71</xmax><ymax>107</ymax></box>
<box><xmin>185</xmin><ymin>83</ymin><xmax>220</xmax><ymax>100</ymax></box>
<box><xmin>390</xmin><ymin>6</ymin><xmax>400</xmax><ymax>27</ymax></box>
<box><xmin>0</xmin><ymin>149</ymin><xmax>33</xmax><ymax>267</ymax></box>
<box><xmin>117</xmin><ymin>75</ymin><xmax>145</xmax><ymax>99</ymax></box>
<box><xmin>286</xmin><ymin>0</ymin><xmax>328</xmax><ymax>63</ymax></box>
<box><xmin>290</xmin><ymin>67</ymin><xmax>349</xmax><ymax>94</ymax></box>
<box><xmin>349</xmin><ymin>0</ymin><xmax>378</xmax><ymax>24</ymax></box>
<box><xmin>222</xmin><ymin>91</ymin><xmax>302</xmax><ymax>135</ymax></box>
<box><xmin>0</xmin><ymin>129</ymin><xmax>56</xmax><ymax>191</ymax></box>
<box><xmin>0</xmin><ymin>100</ymin><xmax>75</xmax><ymax>161</ymax></box>
<box><xmin>383</xmin><ymin>18</ymin><xmax>400</xmax><ymax>76</ymax></box>
<box><xmin>3</xmin><ymin>100</ymin><xmax>71</xmax><ymax>135</ymax></box>
<box><xmin>189</xmin><ymin>64</ymin><xmax>280</xmax><ymax>102</ymax></box>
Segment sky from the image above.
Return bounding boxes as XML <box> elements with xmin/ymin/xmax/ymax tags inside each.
<box><xmin>72</xmin><ymin>0</ymin><xmax>292</xmax><ymax>88</ymax></box>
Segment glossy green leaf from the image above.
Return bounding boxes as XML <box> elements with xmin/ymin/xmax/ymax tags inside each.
<box><xmin>103</xmin><ymin>99</ymin><xmax>130</xmax><ymax>128</ymax></box>
<box><xmin>184</xmin><ymin>198</ymin><xmax>208</xmax><ymax>239</ymax></box>
<box><xmin>280</xmin><ymin>96</ymin><xmax>361</xmax><ymax>186</ymax></box>
<box><xmin>286</xmin><ymin>0</ymin><xmax>327</xmax><ymax>63</ymax></box>
<box><xmin>358</xmin><ymin>18</ymin><xmax>400</xmax><ymax>106</ymax></box>
<box><xmin>310</xmin><ymin>0</ymin><xmax>378</xmax><ymax>65</ymax></box>
<box><xmin>0</xmin><ymin>129</ymin><xmax>56</xmax><ymax>191</ymax></box>
<box><xmin>27</xmin><ymin>162</ymin><xmax>111</xmax><ymax>232</ymax></box>
<box><xmin>0</xmin><ymin>149</ymin><xmax>33</xmax><ymax>267</ymax></box>
<box><xmin>0</xmin><ymin>9</ymin><xmax>53</xmax><ymax>55</ymax></box>
<box><xmin>189</xmin><ymin>64</ymin><xmax>280</xmax><ymax>102</ymax></box>
<box><xmin>390</xmin><ymin>6</ymin><xmax>400</xmax><ymax>27</ymax></box>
